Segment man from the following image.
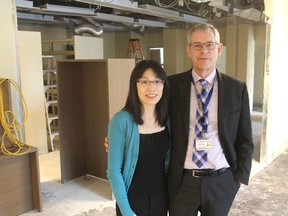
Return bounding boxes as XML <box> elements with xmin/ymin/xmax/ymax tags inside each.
<box><xmin>167</xmin><ymin>23</ymin><xmax>254</xmax><ymax>216</ymax></box>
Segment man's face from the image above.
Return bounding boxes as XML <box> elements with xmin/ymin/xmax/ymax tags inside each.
<box><xmin>186</xmin><ymin>28</ymin><xmax>223</xmax><ymax>77</ymax></box>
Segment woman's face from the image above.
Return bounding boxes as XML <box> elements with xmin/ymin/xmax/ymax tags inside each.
<box><xmin>136</xmin><ymin>68</ymin><xmax>164</xmax><ymax>108</ymax></box>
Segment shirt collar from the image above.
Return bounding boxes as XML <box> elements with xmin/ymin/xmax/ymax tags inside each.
<box><xmin>192</xmin><ymin>69</ymin><xmax>216</xmax><ymax>84</ymax></box>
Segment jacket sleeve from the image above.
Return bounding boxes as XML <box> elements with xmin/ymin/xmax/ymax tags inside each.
<box><xmin>234</xmin><ymin>83</ymin><xmax>254</xmax><ymax>185</ymax></box>
<box><xmin>107</xmin><ymin>113</ymin><xmax>135</xmax><ymax>216</ymax></box>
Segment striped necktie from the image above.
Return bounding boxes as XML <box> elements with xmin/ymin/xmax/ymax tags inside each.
<box><xmin>192</xmin><ymin>79</ymin><xmax>209</xmax><ymax>168</ymax></box>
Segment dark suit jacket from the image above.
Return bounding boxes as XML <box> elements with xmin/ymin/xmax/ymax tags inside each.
<box><xmin>167</xmin><ymin>69</ymin><xmax>254</xmax><ymax>199</ymax></box>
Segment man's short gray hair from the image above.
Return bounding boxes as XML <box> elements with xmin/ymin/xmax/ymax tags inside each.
<box><xmin>187</xmin><ymin>23</ymin><xmax>221</xmax><ymax>45</ymax></box>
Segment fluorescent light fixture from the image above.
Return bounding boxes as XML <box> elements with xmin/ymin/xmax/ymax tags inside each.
<box><xmin>100</xmin><ymin>23</ymin><xmax>127</xmax><ymax>31</ymax></box>
<box><xmin>75</xmin><ymin>0</ymin><xmax>138</xmax><ymax>10</ymax></box>
<box><xmin>190</xmin><ymin>0</ymin><xmax>212</xmax><ymax>3</ymax></box>
<box><xmin>38</xmin><ymin>3</ymin><xmax>95</xmax><ymax>16</ymax></box>
<box><xmin>138</xmin><ymin>4</ymin><xmax>180</xmax><ymax>18</ymax></box>
<box><xmin>180</xmin><ymin>13</ymin><xmax>208</xmax><ymax>23</ymax></box>
<box><xmin>135</xmin><ymin>19</ymin><xmax>166</xmax><ymax>28</ymax></box>
<box><xmin>95</xmin><ymin>12</ymin><xmax>134</xmax><ymax>23</ymax></box>
<box><xmin>101</xmin><ymin>0</ymin><xmax>138</xmax><ymax>7</ymax></box>
<box><xmin>16</xmin><ymin>0</ymin><xmax>33</xmax><ymax>8</ymax></box>
<box><xmin>94</xmin><ymin>13</ymin><xmax>166</xmax><ymax>27</ymax></box>
<box><xmin>17</xmin><ymin>12</ymin><xmax>54</xmax><ymax>21</ymax></box>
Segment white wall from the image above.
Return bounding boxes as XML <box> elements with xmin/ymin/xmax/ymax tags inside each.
<box><xmin>0</xmin><ymin>0</ymin><xmax>19</xmax><ymax>81</ymax></box>
<box><xmin>238</xmin><ymin>23</ymin><xmax>255</xmax><ymax>111</ymax></box>
<box><xmin>261</xmin><ymin>0</ymin><xmax>288</xmax><ymax>163</ymax></box>
<box><xmin>253</xmin><ymin>25</ymin><xmax>266</xmax><ymax>106</ymax></box>
<box><xmin>0</xmin><ymin>0</ymin><xmax>26</xmax><ymax>149</ymax></box>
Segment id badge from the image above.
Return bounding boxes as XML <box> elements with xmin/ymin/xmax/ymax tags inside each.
<box><xmin>195</xmin><ymin>139</ymin><xmax>212</xmax><ymax>151</ymax></box>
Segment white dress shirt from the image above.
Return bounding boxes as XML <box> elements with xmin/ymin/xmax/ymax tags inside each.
<box><xmin>184</xmin><ymin>69</ymin><xmax>230</xmax><ymax>170</ymax></box>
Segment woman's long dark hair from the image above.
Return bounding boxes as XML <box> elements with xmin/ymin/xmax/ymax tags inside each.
<box><xmin>124</xmin><ymin>60</ymin><xmax>169</xmax><ymax>126</ymax></box>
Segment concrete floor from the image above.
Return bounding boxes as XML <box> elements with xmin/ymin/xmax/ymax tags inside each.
<box><xmin>21</xmin><ymin>150</ymin><xmax>116</xmax><ymax>216</ymax></box>
<box><xmin>20</xmin><ymin>113</ymin><xmax>288</xmax><ymax>216</ymax></box>
<box><xmin>230</xmin><ymin>149</ymin><xmax>288</xmax><ymax>216</ymax></box>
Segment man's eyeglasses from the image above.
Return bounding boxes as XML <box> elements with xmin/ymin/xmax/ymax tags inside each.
<box><xmin>189</xmin><ymin>42</ymin><xmax>218</xmax><ymax>51</ymax></box>
<box><xmin>137</xmin><ymin>79</ymin><xmax>165</xmax><ymax>86</ymax></box>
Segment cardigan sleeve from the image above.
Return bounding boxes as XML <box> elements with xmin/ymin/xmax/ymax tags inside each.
<box><xmin>107</xmin><ymin>112</ymin><xmax>135</xmax><ymax>216</ymax></box>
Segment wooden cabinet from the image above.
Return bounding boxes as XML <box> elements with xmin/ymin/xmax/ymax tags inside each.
<box><xmin>57</xmin><ymin>59</ymin><xmax>135</xmax><ymax>183</ymax></box>
<box><xmin>0</xmin><ymin>146</ymin><xmax>42</xmax><ymax>216</ymax></box>
<box><xmin>41</xmin><ymin>35</ymin><xmax>103</xmax><ymax>152</ymax></box>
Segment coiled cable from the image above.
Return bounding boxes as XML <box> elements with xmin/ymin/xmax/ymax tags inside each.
<box><xmin>0</xmin><ymin>78</ymin><xmax>29</xmax><ymax>155</ymax></box>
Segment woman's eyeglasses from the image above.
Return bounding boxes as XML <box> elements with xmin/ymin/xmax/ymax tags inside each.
<box><xmin>137</xmin><ymin>79</ymin><xmax>165</xmax><ymax>86</ymax></box>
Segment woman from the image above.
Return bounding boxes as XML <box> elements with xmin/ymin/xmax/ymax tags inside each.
<box><xmin>107</xmin><ymin>60</ymin><xmax>170</xmax><ymax>216</ymax></box>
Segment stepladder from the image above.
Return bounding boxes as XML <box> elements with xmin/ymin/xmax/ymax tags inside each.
<box><xmin>125</xmin><ymin>38</ymin><xmax>145</xmax><ymax>64</ymax></box>
<box><xmin>42</xmin><ymin>55</ymin><xmax>59</xmax><ymax>151</ymax></box>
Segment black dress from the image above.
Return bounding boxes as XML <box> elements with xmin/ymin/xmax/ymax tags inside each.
<box><xmin>116</xmin><ymin>126</ymin><xmax>170</xmax><ymax>216</ymax></box>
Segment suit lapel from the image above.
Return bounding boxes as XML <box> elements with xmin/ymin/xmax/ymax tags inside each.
<box><xmin>178</xmin><ymin>71</ymin><xmax>192</xmax><ymax>136</ymax></box>
<box><xmin>217</xmin><ymin>71</ymin><xmax>228</xmax><ymax>135</ymax></box>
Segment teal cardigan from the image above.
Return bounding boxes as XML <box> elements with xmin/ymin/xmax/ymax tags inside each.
<box><xmin>107</xmin><ymin>110</ymin><xmax>170</xmax><ymax>216</ymax></box>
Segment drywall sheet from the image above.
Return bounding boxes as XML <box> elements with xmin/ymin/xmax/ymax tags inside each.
<box><xmin>18</xmin><ymin>31</ymin><xmax>48</xmax><ymax>154</ymax></box>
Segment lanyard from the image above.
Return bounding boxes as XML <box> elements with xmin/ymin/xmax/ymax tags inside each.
<box><xmin>191</xmin><ymin>74</ymin><xmax>215</xmax><ymax>112</ymax></box>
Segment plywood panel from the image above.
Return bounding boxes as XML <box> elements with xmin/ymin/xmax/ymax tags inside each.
<box><xmin>83</xmin><ymin>62</ymin><xmax>109</xmax><ymax>179</ymax></box>
<box><xmin>74</xmin><ymin>35</ymin><xmax>103</xmax><ymax>59</ymax></box>
<box><xmin>0</xmin><ymin>154</ymin><xmax>33</xmax><ymax>215</ymax></box>
<box><xmin>0</xmin><ymin>146</ymin><xmax>41</xmax><ymax>215</ymax></box>
<box><xmin>18</xmin><ymin>31</ymin><xmax>48</xmax><ymax>154</ymax></box>
<box><xmin>57</xmin><ymin>62</ymin><xmax>86</xmax><ymax>183</ymax></box>
<box><xmin>107</xmin><ymin>59</ymin><xmax>134</xmax><ymax>118</ymax></box>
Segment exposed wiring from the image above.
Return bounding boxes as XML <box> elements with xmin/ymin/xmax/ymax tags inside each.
<box><xmin>89</xmin><ymin>3</ymin><xmax>101</xmax><ymax>12</ymax></box>
<box><xmin>154</xmin><ymin>0</ymin><xmax>209</xmax><ymax>17</ymax></box>
<box><xmin>184</xmin><ymin>0</ymin><xmax>199</xmax><ymax>14</ymax></box>
<box><xmin>184</xmin><ymin>0</ymin><xmax>209</xmax><ymax>16</ymax></box>
<box><xmin>0</xmin><ymin>78</ymin><xmax>29</xmax><ymax>156</ymax></box>
<box><xmin>154</xmin><ymin>0</ymin><xmax>179</xmax><ymax>8</ymax></box>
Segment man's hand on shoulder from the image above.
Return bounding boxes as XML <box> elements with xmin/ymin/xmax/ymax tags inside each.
<box><xmin>104</xmin><ymin>137</ymin><xmax>109</xmax><ymax>153</ymax></box>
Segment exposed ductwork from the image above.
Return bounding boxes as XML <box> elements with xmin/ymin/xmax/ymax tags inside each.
<box><xmin>74</xmin><ymin>18</ymin><xmax>104</xmax><ymax>36</ymax></box>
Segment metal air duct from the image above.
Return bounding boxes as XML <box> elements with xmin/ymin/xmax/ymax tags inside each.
<box><xmin>74</xmin><ymin>23</ymin><xmax>103</xmax><ymax>36</ymax></box>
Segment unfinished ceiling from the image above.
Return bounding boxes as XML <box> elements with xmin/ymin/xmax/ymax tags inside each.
<box><xmin>17</xmin><ymin>0</ymin><xmax>266</xmax><ymax>34</ymax></box>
